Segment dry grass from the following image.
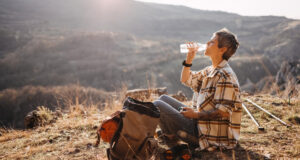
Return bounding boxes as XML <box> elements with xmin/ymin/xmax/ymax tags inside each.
<box><xmin>0</xmin><ymin>92</ymin><xmax>122</xmax><ymax>160</ymax></box>
<box><xmin>0</xmin><ymin>93</ymin><xmax>299</xmax><ymax>160</ymax></box>
<box><xmin>0</xmin><ymin>84</ymin><xmax>110</xmax><ymax>129</ymax></box>
<box><xmin>239</xmin><ymin>94</ymin><xmax>300</xmax><ymax>159</ymax></box>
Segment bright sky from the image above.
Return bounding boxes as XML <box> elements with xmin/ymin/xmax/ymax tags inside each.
<box><xmin>136</xmin><ymin>0</ymin><xmax>300</xmax><ymax>20</ymax></box>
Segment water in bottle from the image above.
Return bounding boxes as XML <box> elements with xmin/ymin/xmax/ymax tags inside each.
<box><xmin>180</xmin><ymin>43</ymin><xmax>207</xmax><ymax>54</ymax></box>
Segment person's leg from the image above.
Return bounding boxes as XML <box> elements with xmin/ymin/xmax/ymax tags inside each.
<box><xmin>158</xmin><ymin>95</ymin><xmax>187</xmax><ymax>111</ymax></box>
<box><xmin>153</xmin><ymin>99</ymin><xmax>198</xmax><ymax>145</ymax></box>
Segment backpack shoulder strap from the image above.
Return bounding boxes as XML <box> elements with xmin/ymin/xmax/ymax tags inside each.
<box><xmin>110</xmin><ymin>112</ymin><xmax>125</xmax><ymax>148</ymax></box>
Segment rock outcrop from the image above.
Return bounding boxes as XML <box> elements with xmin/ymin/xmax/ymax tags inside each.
<box><xmin>276</xmin><ymin>60</ymin><xmax>300</xmax><ymax>90</ymax></box>
<box><xmin>125</xmin><ymin>87</ymin><xmax>167</xmax><ymax>101</ymax></box>
<box><xmin>170</xmin><ymin>91</ymin><xmax>188</xmax><ymax>102</ymax></box>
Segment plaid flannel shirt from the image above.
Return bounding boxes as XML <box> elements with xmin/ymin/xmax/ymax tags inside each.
<box><xmin>182</xmin><ymin>60</ymin><xmax>242</xmax><ymax>150</ymax></box>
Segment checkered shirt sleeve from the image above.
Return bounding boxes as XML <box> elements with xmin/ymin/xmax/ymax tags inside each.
<box><xmin>182</xmin><ymin>67</ymin><xmax>209</xmax><ymax>93</ymax></box>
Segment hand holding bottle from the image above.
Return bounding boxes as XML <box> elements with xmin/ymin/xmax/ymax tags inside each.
<box><xmin>180</xmin><ymin>42</ymin><xmax>207</xmax><ymax>63</ymax></box>
<box><xmin>186</xmin><ymin>42</ymin><xmax>199</xmax><ymax>63</ymax></box>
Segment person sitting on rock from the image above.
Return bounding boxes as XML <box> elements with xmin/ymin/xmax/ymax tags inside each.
<box><xmin>153</xmin><ymin>28</ymin><xmax>242</xmax><ymax>151</ymax></box>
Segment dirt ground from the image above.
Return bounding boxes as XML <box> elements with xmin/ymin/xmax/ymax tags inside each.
<box><xmin>0</xmin><ymin>94</ymin><xmax>299</xmax><ymax>159</ymax></box>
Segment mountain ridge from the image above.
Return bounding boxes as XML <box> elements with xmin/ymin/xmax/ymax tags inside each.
<box><xmin>0</xmin><ymin>0</ymin><xmax>299</xmax><ymax>94</ymax></box>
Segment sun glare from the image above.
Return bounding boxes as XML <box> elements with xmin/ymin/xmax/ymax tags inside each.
<box><xmin>93</xmin><ymin>0</ymin><xmax>130</xmax><ymax>17</ymax></box>
<box><xmin>97</xmin><ymin>0</ymin><xmax>124</xmax><ymax>10</ymax></box>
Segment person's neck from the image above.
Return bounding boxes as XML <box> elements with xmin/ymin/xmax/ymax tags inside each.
<box><xmin>211</xmin><ymin>56</ymin><xmax>223</xmax><ymax>68</ymax></box>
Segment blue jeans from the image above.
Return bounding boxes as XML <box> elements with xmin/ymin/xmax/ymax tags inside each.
<box><xmin>153</xmin><ymin>95</ymin><xmax>198</xmax><ymax>145</ymax></box>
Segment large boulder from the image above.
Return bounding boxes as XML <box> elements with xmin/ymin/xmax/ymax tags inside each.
<box><xmin>125</xmin><ymin>87</ymin><xmax>167</xmax><ymax>101</ymax></box>
<box><xmin>275</xmin><ymin>60</ymin><xmax>300</xmax><ymax>90</ymax></box>
<box><xmin>170</xmin><ymin>91</ymin><xmax>188</xmax><ymax>102</ymax></box>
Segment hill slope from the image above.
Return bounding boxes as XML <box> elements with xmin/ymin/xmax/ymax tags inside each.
<box><xmin>0</xmin><ymin>0</ymin><xmax>299</xmax><ymax>93</ymax></box>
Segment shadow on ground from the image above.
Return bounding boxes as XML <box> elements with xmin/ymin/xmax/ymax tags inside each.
<box><xmin>156</xmin><ymin>143</ymin><xmax>269</xmax><ymax>160</ymax></box>
<box><xmin>192</xmin><ymin>144</ymin><xmax>269</xmax><ymax>160</ymax></box>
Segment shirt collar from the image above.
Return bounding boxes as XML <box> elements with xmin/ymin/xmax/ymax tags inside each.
<box><xmin>208</xmin><ymin>60</ymin><xmax>228</xmax><ymax>77</ymax></box>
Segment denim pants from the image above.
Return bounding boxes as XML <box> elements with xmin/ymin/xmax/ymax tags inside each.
<box><xmin>153</xmin><ymin>95</ymin><xmax>198</xmax><ymax>145</ymax></box>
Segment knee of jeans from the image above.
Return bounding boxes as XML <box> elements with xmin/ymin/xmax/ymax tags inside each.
<box><xmin>153</xmin><ymin>100</ymin><xmax>169</xmax><ymax>112</ymax></box>
<box><xmin>153</xmin><ymin>100</ymin><xmax>163</xmax><ymax>107</ymax></box>
<box><xmin>159</xmin><ymin>94</ymin><xmax>169</xmax><ymax>101</ymax></box>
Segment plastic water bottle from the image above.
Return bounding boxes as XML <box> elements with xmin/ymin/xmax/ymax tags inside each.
<box><xmin>180</xmin><ymin>43</ymin><xmax>207</xmax><ymax>54</ymax></box>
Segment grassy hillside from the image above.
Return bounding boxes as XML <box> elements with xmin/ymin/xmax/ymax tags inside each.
<box><xmin>0</xmin><ymin>31</ymin><xmax>280</xmax><ymax>93</ymax></box>
<box><xmin>0</xmin><ymin>92</ymin><xmax>299</xmax><ymax>159</ymax></box>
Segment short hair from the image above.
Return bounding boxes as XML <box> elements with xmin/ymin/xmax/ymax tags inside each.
<box><xmin>214</xmin><ymin>28</ymin><xmax>239</xmax><ymax>60</ymax></box>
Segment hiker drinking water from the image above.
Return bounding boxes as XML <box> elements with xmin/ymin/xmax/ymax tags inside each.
<box><xmin>153</xmin><ymin>28</ymin><xmax>242</xmax><ymax>151</ymax></box>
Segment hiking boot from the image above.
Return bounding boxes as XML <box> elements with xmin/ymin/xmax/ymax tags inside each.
<box><xmin>156</xmin><ymin>130</ymin><xmax>180</xmax><ymax>147</ymax></box>
<box><xmin>163</xmin><ymin>144</ymin><xmax>193</xmax><ymax>160</ymax></box>
<box><xmin>179</xmin><ymin>149</ymin><xmax>192</xmax><ymax>160</ymax></box>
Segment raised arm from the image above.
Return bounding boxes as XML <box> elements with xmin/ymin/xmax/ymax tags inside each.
<box><xmin>180</xmin><ymin>42</ymin><xmax>198</xmax><ymax>83</ymax></box>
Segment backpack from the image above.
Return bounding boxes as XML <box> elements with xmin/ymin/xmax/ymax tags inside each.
<box><xmin>96</xmin><ymin>97</ymin><xmax>160</xmax><ymax>160</ymax></box>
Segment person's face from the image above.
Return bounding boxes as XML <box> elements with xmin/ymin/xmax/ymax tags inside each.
<box><xmin>204</xmin><ymin>35</ymin><xmax>219</xmax><ymax>57</ymax></box>
<box><xmin>204</xmin><ymin>35</ymin><xmax>227</xmax><ymax>58</ymax></box>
